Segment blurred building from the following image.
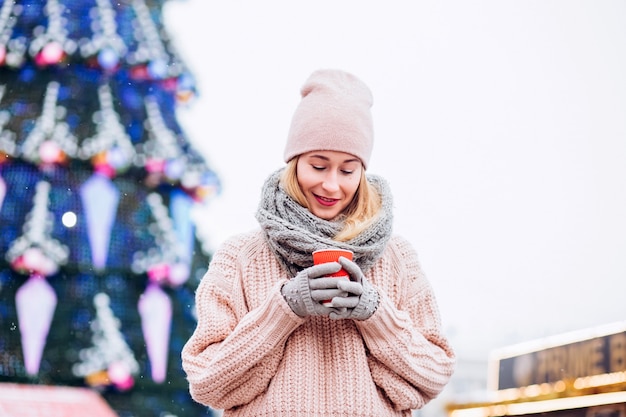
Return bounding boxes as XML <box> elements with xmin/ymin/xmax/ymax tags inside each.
<box><xmin>446</xmin><ymin>322</ymin><xmax>626</xmax><ymax>417</ymax></box>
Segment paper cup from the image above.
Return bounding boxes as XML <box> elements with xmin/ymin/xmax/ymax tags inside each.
<box><xmin>312</xmin><ymin>249</ymin><xmax>353</xmax><ymax>306</ymax></box>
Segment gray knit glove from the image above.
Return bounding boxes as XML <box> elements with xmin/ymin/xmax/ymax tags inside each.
<box><xmin>281</xmin><ymin>262</ymin><xmax>348</xmax><ymax>317</ymax></box>
<box><xmin>328</xmin><ymin>257</ymin><xmax>379</xmax><ymax>321</ymax></box>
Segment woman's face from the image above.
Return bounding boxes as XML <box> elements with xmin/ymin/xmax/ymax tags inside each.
<box><xmin>296</xmin><ymin>150</ymin><xmax>363</xmax><ymax>220</ymax></box>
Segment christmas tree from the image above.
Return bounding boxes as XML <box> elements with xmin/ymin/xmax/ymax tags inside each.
<box><xmin>0</xmin><ymin>0</ymin><xmax>220</xmax><ymax>416</ymax></box>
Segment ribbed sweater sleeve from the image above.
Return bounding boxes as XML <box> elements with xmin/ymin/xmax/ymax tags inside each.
<box><xmin>181</xmin><ymin>232</ymin><xmax>305</xmax><ymax>410</ymax></box>
<box><xmin>355</xmin><ymin>235</ymin><xmax>456</xmax><ymax>410</ymax></box>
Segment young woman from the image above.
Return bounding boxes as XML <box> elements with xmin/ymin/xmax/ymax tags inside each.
<box><xmin>182</xmin><ymin>69</ymin><xmax>456</xmax><ymax>417</ymax></box>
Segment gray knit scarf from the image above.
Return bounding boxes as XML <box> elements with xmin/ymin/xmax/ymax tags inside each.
<box><xmin>255</xmin><ymin>169</ymin><xmax>393</xmax><ymax>277</ymax></box>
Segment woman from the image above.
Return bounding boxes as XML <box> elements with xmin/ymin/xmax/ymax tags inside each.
<box><xmin>182</xmin><ymin>69</ymin><xmax>456</xmax><ymax>416</ymax></box>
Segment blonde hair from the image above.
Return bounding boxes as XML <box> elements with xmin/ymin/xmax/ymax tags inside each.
<box><xmin>280</xmin><ymin>157</ymin><xmax>382</xmax><ymax>242</ymax></box>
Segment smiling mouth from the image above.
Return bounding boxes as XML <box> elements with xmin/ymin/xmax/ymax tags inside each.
<box><xmin>314</xmin><ymin>194</ymin><xmax>339</xmax><ymax>206</ymax></box>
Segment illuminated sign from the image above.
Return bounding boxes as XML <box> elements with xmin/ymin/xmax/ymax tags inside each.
<box><xmin>490</xmin><ymin>323</ymin><xmax>626</xmax><ymax>390</ymax></box>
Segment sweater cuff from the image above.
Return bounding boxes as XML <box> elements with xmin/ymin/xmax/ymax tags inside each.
<box><xmin>245</xmin><ymin>280</ymin><xmax>306</xmax><ymax>345</ymax></box>
<box><xmin>354</xmin><ymin>291</ymin><xmax>412</xmax><ymax>341</ymax></box>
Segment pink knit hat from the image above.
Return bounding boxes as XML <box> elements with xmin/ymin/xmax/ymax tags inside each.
<box><xmin>284</xmin><ymin>69</ymin><xmax>374</xmax><ymax>169</ymax></box>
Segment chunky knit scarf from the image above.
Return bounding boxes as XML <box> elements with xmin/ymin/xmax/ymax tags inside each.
<box><xmin>256</xmin><ymin>169</ymin><xmax>393</xmax><ymax>277</ymax></box>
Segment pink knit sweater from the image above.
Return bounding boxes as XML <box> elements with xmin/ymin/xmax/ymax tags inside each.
<box><xmin>182</xmin><ymin>230</ymin><xmax>455</xmax><ymax>417</ymax></box>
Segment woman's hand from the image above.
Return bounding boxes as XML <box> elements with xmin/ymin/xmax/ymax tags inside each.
<box><xmin>281</xmin><ymin>262</ymin><xmax>348</xmax><ymax>317</ymax></box>
<box><xmin>329</xmin><ymin>256</ymin><xmax>379</xmax><ymax>321</ymax></box>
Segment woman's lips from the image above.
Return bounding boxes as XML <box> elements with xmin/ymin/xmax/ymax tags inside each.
<box><xmin>314</xmin><ymin>194</ymin><xmax>339</xmax><ymax>206</ymax></box>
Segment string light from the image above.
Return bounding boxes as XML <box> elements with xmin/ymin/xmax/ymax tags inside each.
<box><xmin>29</xmin><ymin>0</ymin><xmax>77</xmax><ymax>66</ymax></box>
<box><xmin>72</xmin><ymin>293</ymin><xmax>139</xmax><ymax>391</ymax></box>
<box><xmin>20</xmin><ymin>81</ymin><xmax>78</xmax><ymax>166</ymax></box>
<box><xmin>0</xmin><ymin>84</ymin><xmax>17</xmax><ymax>159</ymax></box>
<box><xmin>79</xmin><ymin>83</ymin><xmax>135</xmax><ymax>175</ymax></box>
<box><xmin>0</xmin><ymin>0</ymin><xmax>27</xmax><ymax>68</ymax></box>
<box><xmin>5</xmin><ymin>181</ymin><xmax>69</xmax><ymax>276</ymax></box>
<box><xmin>79</xmin><ymin>0</ymin><xmax>126</xmax><ymax>71</ymax></box>
<box><xmin>131</xmin><ymin>192</ymin><xmax>190</xmax><ymax>287</ymax></box>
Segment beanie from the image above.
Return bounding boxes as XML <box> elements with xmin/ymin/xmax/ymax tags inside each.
<box><xmin>284</xmin><ymin>69</ymin><xmax>374</xmax><ymax>169</ymax></box>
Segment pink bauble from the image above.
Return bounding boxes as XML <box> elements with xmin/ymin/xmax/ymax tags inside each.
<box><xmin>40</xmin><ymin>42</ymin><xmax>64</xmax><ymax>64</ymax></box>
<box><xmin>39</xmin><ymin>141</ymin><xmax>62</xmax><ymax>164</ymax></box>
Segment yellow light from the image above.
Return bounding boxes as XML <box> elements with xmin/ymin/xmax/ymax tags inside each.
<box><xmin>495</xmin><ymin>388</ymin><xmax>521</xmax><ymax>402</ymax></box>
<box><xmin>522</xmin><ymin>384</ymin><xmax>541</xmax><ymax>397</ymax></box>
<box><xmin>574</xmin><ymin>371</ymin><xmax>626</xmax><ymax>389</ymax></box>
<box><xmin>450</xmin><ymin>407</ymin><xmax>491</xmax><ymax>417</ymax></box>
<box><xmin>449</xmin><ymin>392</ymin><xmax>626</xmax><ymax>417</ymax></box>
<box><xmin>539</xmin><ymin>383</ymin><xmax>552</xmax><ymax>395</ymax></box>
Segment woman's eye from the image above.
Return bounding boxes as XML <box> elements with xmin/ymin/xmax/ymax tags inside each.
<box><xmin>312</xmin><ymin>165</ymin><xmax>325</xmax><ymax>171</ymax></box>
<box><xmin>341</xmin><ymin>170</ymin><xmax>354</xmax><ymax>175</ymax></box>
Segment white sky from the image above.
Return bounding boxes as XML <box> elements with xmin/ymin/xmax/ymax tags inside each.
<box><xmin>164</xmin><ymin>1</ymin><xmax>626</xmax><ymax>361</ymax></box>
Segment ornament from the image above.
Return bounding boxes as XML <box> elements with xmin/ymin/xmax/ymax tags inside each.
<box><xmin>147</xmin><ymin>263</ymin><xmax>169</xmax><ymax>284</ymax></box>
<box><xmin>38</xmin><ymin>140</ymin><xmax>63</xmax><ymax>164</ymax></box>
<box><xmin>108</xmin><ymin>361</ymin><xmax>134</xmax><ymax>391</ymax></box>
<box><xmin>0</xmin><ymin>172</ymin><xmax>5</xmax><ymax>212</ymax></box>
<box><xmin>79</xmin><ymin>173</ymin><xmax>120</xmax><ymax>270</ymax></box>
<box><xmin>147</xmin><ymin>59</ymin><xmax>167</xmax><ymax>79</ymax></box>
<box><xmin>138</xmin><ymin>283</ymin><xmax>172</xmax><ymax>383</ymax></box>
<box><xmin>164</xmin><ymin>158</ymin><xmax>185</xmax><ymax>180</ymax></box>
<box><xmin>144</xmin><ymin>158</ymin><xmax>166</xmax><ymax>174</ymax></box>
<box><xmin>97</xmin><ymin>47</ymin><xmax>120</xmax><ymax>70</ymax></box>
<box><xmin>16</xmin><ymin>274</ymin><xmax>57</xmax><ymax>375</ymax></box>
<box><xmin>167</xmin><ymin>263</ymin><xmax>190</xmax><ymax>287</ymax></box>
<box><xmin>170</xmin><ymin>189</ymin><xmax>194</xmax><ymax>263</ymax></box>
<box><xmin>36</xmin><ymin>41</ymin><xmax>64</xmax><ymax>65</ymax></box>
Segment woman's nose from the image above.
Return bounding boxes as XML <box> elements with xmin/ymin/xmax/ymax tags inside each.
<box><xmin>322</xmin><ymin>173</ymin><xmax>340</xmax><ymax>192</ymax></box>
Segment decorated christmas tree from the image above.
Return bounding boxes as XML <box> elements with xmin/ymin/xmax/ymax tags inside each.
<box><xmin>0</xmin><ymin>0</ymin><xmax>219</xmax><ymax>416</ymax></box>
